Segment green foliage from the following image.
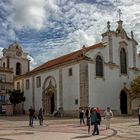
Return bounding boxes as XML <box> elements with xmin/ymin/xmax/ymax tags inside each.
<box><xmin>130</xmin><ymin>76</ymin><xmax>140</xmax><ymax>99</ymax></box>
<box><xmin>9</xmin><ymin>90</ymin><xmax>26</xmax><ymax>105</ymax></box>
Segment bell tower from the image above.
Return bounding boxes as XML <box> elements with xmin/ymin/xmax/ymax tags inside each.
<box><xmin>1</xmin><ymin>42</ymin><xmax>30</xmax><ymax>76</ymax></box>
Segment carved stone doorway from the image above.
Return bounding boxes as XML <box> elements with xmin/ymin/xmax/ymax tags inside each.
<box><xmin>46</xmin><ymin>91</ymin><xmax>55</xmax><ymax>114</ymax></box>
<box><xmin>42</xmin><ymin>79</ymin><xmax>57</xmax><ymax>115</ymax></box>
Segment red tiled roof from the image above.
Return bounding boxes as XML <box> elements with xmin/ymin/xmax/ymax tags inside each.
<box><xmin>30</xmin><ymin>43</ymin><xmax>102</xmax><ymax>73</ymax></box>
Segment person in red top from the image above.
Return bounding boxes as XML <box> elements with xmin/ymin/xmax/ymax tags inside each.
<box><xmin>96</xmin><ymin>107</ymin><xmax>100</xmax><ymax>114</ymax></box>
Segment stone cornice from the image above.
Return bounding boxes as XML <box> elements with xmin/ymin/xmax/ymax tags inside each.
<box><xmin>128</xmin><ymin>67</ymin><xmax>140</xmax><ymax>71</ymax></box>
<box><xmin>105</xmin><ymin>62</ymin><xmax>119</xmax><ymax>68</ymax></box>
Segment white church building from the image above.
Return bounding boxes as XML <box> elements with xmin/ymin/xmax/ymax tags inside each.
<box><xmin>13</xmin><ymin>19</ymin><xmax>140</xmax><ymax>116</ymax></box>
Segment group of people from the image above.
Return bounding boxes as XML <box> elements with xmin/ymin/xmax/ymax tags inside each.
<box><xmin>28</xmin><ymin>105</ymin><xmax>140</xmax><ymax>130</ymax></box>
<box><xmin>79</xmin><ymin>107</ymin><xmax>113</xmax><ymax>135</ymax></box>
<box><xmin>29</xmin><ymin>106</ymin><xmax>44</xmax><ymax>127</ymax></box>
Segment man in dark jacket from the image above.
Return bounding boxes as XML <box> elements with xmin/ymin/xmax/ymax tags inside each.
<box><xmin>29</xmin><ymin>106</ymin><xmax>35</xmax><ymax>127</ymax></box>
<box><xmin>85</xmin><ymin>107</ymin><xmax>91</xmax><ymax>133</ymax></box>
<box><xmin>97</xmin><ymin>111</ymin><xmax>101</xmax><ymax>125</ymax></box>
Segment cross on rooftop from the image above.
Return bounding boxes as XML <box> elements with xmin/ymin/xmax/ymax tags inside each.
<box><xmin>118</xmin><ymin>9</ymin><xmax>122</xmax><ymax>21</ymax></box>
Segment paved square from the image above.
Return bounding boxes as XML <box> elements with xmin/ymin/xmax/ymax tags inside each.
<box><xmin>0</xmin><ymin>116</ymin><xmax>139</xmax><ymax>140</ymax></box>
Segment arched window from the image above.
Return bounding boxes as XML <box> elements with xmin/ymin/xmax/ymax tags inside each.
<box><xmin>3</xmin><ymin>63</ymin><xmax>5</xmax><ymax>68</ymax></box>
<box><xmin>96</xmin><ymin>55</ymin><xmax>103</xmax><ymax>76</ymax></box>
<box><xmin>120</xmin><ymin>48</ymin><xmax>127</xmax><ymax>74</ymax></box>
<box><xmin>16</xmin><ymin>62</ymin><xmax>22</xmax><ymax>75</ymax></box>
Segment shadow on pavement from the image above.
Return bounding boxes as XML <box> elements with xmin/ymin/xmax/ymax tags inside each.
<box><xmin>0</xmin><ymin>138</ymin><xmax>14</xmax><ymax>140</ymax></box>
<box><xmin>71</xmin><ymin>134</ymin><xmax>92</xmax><ymax>139</ymax></box>
<box><xmin>97</xmin><ymin>128</ymin><xmax>117</xmax><ymax>140</ymax></box>
<box><xmin>71</xmin><ymin>128</ymin><xmax>117</xmax><ymax>140</ymax></box>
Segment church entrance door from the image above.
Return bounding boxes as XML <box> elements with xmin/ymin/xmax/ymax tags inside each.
<box><xmin>42</xmin><ymin>78</ymin><xmax>57</xmax><ymax>116</ymax></box>
<box><xmin>50</xmin><ymin>93</ymin><xmax>55</xmax><ymax>114</ymax></box>
<box><xmin>120</xmin><ymin>90</ymin><xmax>127</xmax><ymax>114</ymax></box>
<box><xmin>46</xmin><ymin>91</ymin><xmax>55</xmax><ymax>115</ymax></box>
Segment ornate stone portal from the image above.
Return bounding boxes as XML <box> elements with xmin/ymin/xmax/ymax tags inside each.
<box><xmin>42</xmin><ymin>78</ymin><xmax>57</xmax><ymax>115</ymax></box>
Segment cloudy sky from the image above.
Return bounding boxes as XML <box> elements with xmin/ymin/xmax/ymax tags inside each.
<box><xmin>0</xmin><ymin>0</ymin><xmax>140</xmax><ymax>69</ymax></box>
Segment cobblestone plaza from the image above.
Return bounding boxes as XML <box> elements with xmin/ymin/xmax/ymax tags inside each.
<box><xmin>0</xmin><ymin>116</ymin><xmax>139</xmax><ymax>140</ymax></box>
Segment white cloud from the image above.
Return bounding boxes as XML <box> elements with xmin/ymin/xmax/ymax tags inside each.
<box><xmin>32</xmin><ymin>0</ymin><xmax>140</xmax><ymax>67</ymax></box>
<box><xmin>11</xmin><ymin>0</ymin><xmax>47</xmax><ymax>30</ymax></box>
<box><xmin>45</xmin><ymin>0</ymin><xmax>59</xmax><ymax>12</ymax></box>
<box><xmin>1</xmin><ymin>0</ymin><xmax>140</xmax><ymax>68</ymax></box>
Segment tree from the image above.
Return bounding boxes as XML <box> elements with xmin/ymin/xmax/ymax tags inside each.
<box><xmin>129</xmin><ymin>76</ymin><xmax>140</xmax><ymax>99</ymax></box>
<box><xmin>9</xmin><ymin>90</ymin><xmax>26</xmax><ymax>114</ymax></box>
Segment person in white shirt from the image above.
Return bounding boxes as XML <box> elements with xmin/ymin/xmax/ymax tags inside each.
<box><xmin>103</xmin><ymin>107</ymin><xmax>113</xmax><ymax>129</ymax></box>
<box><xmin>138</xmin><ymin>105</ymin><xmax>140</xmax><ymax>125</ymax></box>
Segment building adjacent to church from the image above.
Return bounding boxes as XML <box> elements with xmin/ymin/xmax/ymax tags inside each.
<box><xmin>8</xmin><ymin>19</ymin><xmax>140</xmax><ymax>116</ymax></box>
<box><xmin>0</xmin><ymin>43</ymin><xmax>29</xmax><ymax>114</ymax></box>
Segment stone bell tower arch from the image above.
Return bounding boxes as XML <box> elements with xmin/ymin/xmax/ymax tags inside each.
<box><xmin>42</xmin><ymin>76</ymin><xmax>57</xmax><ymax>115</ymax></box>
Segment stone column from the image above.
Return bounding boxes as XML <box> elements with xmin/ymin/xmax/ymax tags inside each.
<box><xmin>132</xmin><ymin>43</ymin><xmax>136</xmax><ymax>68</ymax></box>
<box><xmin>59</xmin><ymin>68</ymin><xmax>64</xmax><ymax>116</ymax></box>
<box><xmin>59</xmin><ymin>68</ymin><xmax>63</xmax><ymax>107</ymax></box>
<box><xmin>107</xmin><ymin>21</ymin><xmax>113</xmax><ymax>63</ymax></box>
<box><xmin>79</xmin><ymin>60</ymin><xmax>89</xmax><ymax>108</ymax></box>
<box><xmin>108</xmin><ymin>32</ymin><xmax>113</xmax><ymax>63</ymax></box>
<box><xmin>131</xmin><ymin>31</ymin><xmax>136</xmax><ymax>68</ymax></box>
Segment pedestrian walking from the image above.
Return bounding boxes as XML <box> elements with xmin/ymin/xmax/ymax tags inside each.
<box><xmin>29</xmin><ymin>106</ymin><xmax>35</xmax><ymax>127</ymax></box>
<box><xmin>85</xmin><ymin>107</ymin><xmax>91</xmax><ymax>133</ymax></box>
<box><xmin>96</xmin><ymin>107</ymin><xmax>101</xmax><ymax>125</ymax></box>
<box><xmin>103</xmin><ymin>107</ymin><xmax>113</xmax><ymax>129</ymax></box>
<box><xmin>138</xmin><ymin>105</ymin><xmax>140</xmax><ymax>124</ymax></box>
<box><xmin>38</xmin><ymin>108</ymin><xmax>43</xmax><ymax>126</ymax></box>
<box><xmin>79</xmin><ymin>109</ymin><xmax>85</xmax><ymax>126</ymax></box>
<box><xmin>91</xmin><ymin>108</ymin><xmax>100</xmax><ymax>135</ymax></box>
